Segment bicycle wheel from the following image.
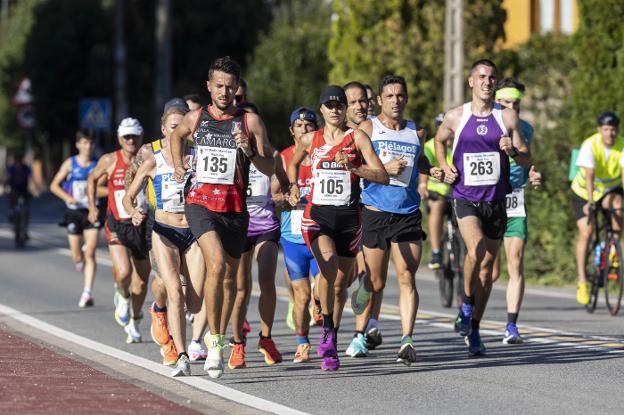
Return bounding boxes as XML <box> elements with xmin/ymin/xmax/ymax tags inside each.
<box><xmin>451</xmin><ymin>232</ymin><xmax>465</xmax><ymax>307</ymax></box>
<box><xmin>437</xmin><ymin>265</ymin><xmax>454</xmax><ymax>308</ymax></box>
<box><xmin>603</xmin><ymin>238</ymin><xmax>624</xmax><ymax>316</ymax></box>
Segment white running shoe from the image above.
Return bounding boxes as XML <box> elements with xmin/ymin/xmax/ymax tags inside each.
<box><xmin>188</xmin><ymin>340</ymin><xmax>207</xmax><ymax>361</ymax></box>
<box><xmin>124</xmin><ymin>319</ymin><xmax>142</xmax><ymax>344</ymax></box>
<box><xmin>114</xmin><ymin>292</ymin><xmax>130</xmax><ymax>327</ymax></box>
<box><xmin>204</xmin><ymin>334</ymin><xmax>224</xmax><ymax>379</ymax></box>
<box><xmin>172</xmin><ymin>354</ymin><xmax>191</xmax><ymax>377</ymax></box>
<box><xmin>78</xmin><ymin>291</ymin><xmax>94</xmax><ymax>308</ymax></box>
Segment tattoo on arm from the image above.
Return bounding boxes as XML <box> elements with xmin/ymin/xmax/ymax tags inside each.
<box><xmin>125</xmin><ymin>149</ymin><xmax>145</xmax><ymax>190</ymax></box>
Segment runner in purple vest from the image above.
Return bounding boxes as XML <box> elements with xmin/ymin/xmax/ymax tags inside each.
<box><xmin>434</xmin><ymin>59</ymin><xmax>532</xmax><ymax>356</ymax></box>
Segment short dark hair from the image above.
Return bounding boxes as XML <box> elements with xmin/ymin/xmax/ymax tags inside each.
<box><xmin>239</xmin><ymin>78</ymin><xmax>248</xmax><ymax>91</ymax></box>
<box><xmin>343</xmin><ymin>81</ymin><xmax>367</xmax><ymax>96</ymax></box>
<box><xmin>183</xmin><ymin>93</ymin><xmax>201</xmax><ymax>104</ymax></box>
<box><xmin>470</xmin><ymin>59</ymin><xmax>497</xmax><ymax>74</ymax></box>
<box><xmin>75</xmin><ymin>129</ymin><xmax>94</xmax><ymax>142</ymax></box>
<box><xmin>363</xmin><ymin>84</ymin><xmax>375</xmax><ymax>95</ymax></box>
<box><xmin>495</xmin><ymin>77</ymin><xmax>525</xmax><ymax>93</ymax></box>
<box><xmin>208</xmin><ymin>56</ymin><xmax>241</xmax><ymax>83</ymax></box>
<box><xmin>378</xmin><ymin>75</ymin><xmax>408</xmax><ymax>96</ymax></box>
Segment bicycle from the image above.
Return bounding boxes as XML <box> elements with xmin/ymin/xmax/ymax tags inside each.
<box><xmin>585</xmin><ymin>206</ymin><xmax>624</xmax><ymax>316</ymax></box>
<box><xmin>434</xmin><ymin>197</ymin><xmax>465</xmax><ymax>308</ymax></box>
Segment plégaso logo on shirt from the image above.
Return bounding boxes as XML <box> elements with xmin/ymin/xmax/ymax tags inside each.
<box><xmin>377</xmin><ymin>140</ymin><xmax>418</xmax><ymax>154</ymax></box>
<box><xmin>476</xmin><ymin>124</ymin><xmax>488</xmax><ymax>136</ymax></box>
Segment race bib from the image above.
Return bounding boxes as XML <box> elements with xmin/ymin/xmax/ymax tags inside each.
<box><xmin>463</xmin><ymin>152</ymin><xmax>500</xmax><ymax>186</ymax></box>
<box><xmin>378</xmin><ymin>149</ymin><xmax>415</xmax><ymax>187</ymax></box>
<box><xmin>72</xmin><ymin>181</ymin><xmax>88</xmax><ymax>206</ymax></box>
<box><xmin>246</xmin><ymin>166</ymin><xmax>269</xmax><ymax>206</ymax></box>
<box><xmin>290</xmin><ymin>209</ymin><xmax>303</xmax><ymax>235</ymax></box>
<box><xmin>113</xmin><ymin>189</ymin><xmax>131</xmax><ymax>219</ymax></box>
<box><xmin>196</xmin><ymin>145</ymin><xmax>237</xmax><ymax>184</ymax></box>
<box><xmin>312</xmin><ymin>169</ymin><xmax>351</xmax><ymax>206</ymax></box>
<box><xmin>506</xmin><ymin>188</ymin><xmax>526</xmax><ymax>217</ymax></box>
<box><xmin>162</xmin><ymin>176</ymin><xmax>186</xmax><ymax>213</ymax></box>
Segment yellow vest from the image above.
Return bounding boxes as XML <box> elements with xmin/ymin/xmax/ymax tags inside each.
<box><xmin>571</xmin><ymin>133</ymin><xmax>624</xmax><ymax>201</ymax></box>
<box><xmin>424</xmin><ymin>139</ymin><xmax>453</xmax><ymax>196</ymax></box>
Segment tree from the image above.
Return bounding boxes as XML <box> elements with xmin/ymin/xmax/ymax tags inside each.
<box><xmin>328</xmin><ymin>0</ymin><xmax>506</xmax><ymax>133</ymax></box>
<box><xmin>570</xmin><ymin>0</ymin><xmax>624</xmax><ymax>140</ymax></box>
<box><xmin>245</xmin><ymin>0</ymin><xmax>331</xmax><ymax>149</ymax></box>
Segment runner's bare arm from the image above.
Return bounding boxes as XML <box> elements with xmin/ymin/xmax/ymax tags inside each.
<box><xmin>95</xmin><ymin>175</ymin><xmax>109</xmax><ymax>198</ymax></box>
<box><xmin>501</xmin><ymin>108</ymin><xmax>531</xmax><ymax>168</ymax></box>
<box><xmin>434</xmin><ymin>108</ymin><xmax>460</xmax><ymax>183</ymax></box>
<box><xmin>349</xmin><ymin>129</ymin><xmax>389</xmax><ymax>185</ymax></box>
<box><xmin>49</xmin><ymin>159</ymin><xmax>75</xmax><ymax>204</ymax></box>
<box><xmin>87</xmin><ymin>153</ymin><xmax>113</xmax><ymax>223</ymax></box>
<box><xmin>171</xmin><ymin>109</ymin><xmax>198</xmax><ymax>182</ymax></box>
<box><xmin>124</xmin><ymin>144</ymin><xmax>151</xmax><ymax>190</ymax></box>
<box><xmin>122</xmin><ymin>153</ymin><xmax>154</xmax><ymax>226</ymax></box>
<box><xmin>287</xmin><ymin>132</ymin><xmax>313</xmax><ymax>206</ymax></box>
<box><xmin>245</xmin><ymin>113</ymin><xmax>275</xmax><ymax>176</ymax></box>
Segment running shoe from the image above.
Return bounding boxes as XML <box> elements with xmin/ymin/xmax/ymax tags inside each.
<box><xmin>188</xmin><ymin>340</ymin><xmax>207</xmax><ymax>361</ymax></box>
<box><xmin>293</xmin><ymin>343</ymin><xmax>311</xmax><ymax>363</ymax></box>
<box><xmin>310</xmin><ymin>301</ymin><xmax>323</xmax><ymax>327</ymax></box>
<box><xmin>124</xmin><ymin>319</ymin><xmax>141</xmax><ymax>344</ymax></box>
<box><xmin>75</xmin><ymin>261</ymin><xmax>85</xmax><ymax>273</ymax></box>
<box><xmin>228</xmin><ymin>343</ymin><xmax>246</xmax><ymax>369</ymax></box>
<box><xmin>365</xmin><ymin>327</ymin><xmax>383</xmax><ymax>350</ymax></box>
<box><xmin>350</xmin><ymin>272</ymin><xmax>370</xmax><ymax>315</ymax></box>
<box><xmin>185</xmin><ymin>311</ymin><xmax>194</xmax><ymax>324</ymax></box>
<box><xmin>318</xmin><ymin>328</ymin><xmax>339</xmax><ymax>371</ymax></box>
<box><xmin>149</xmin><ymin>302</ymin><xmax>170</xmax><ymax>346</ymax></box>
<box><xmin>396</xmin><ymin>338</ymin><xmax>417</xmax><ymax>366</ymax></box>
<box><xmin>577</xmin><ymin>282</ymin><xmax>590</xmax><ymax>305</ymax></box>
<box><xmin>161</xmin><ymin>338</ymin><xmax>178</xmax><ymax>366</ymax></box>
<box><xmin>78</xmin><ymin>291</ymin><xmax>94</xmax><ymax>308</ymax></box>
<box><xmin>286</xmin><ymin>301</ymin><xmax>296</xmax><ymax>331</ymax></box>
<box><xmin>258</xmin><ymin>337</ymin><xmax>283</xmax><ymax>365</ymax></box>
<box><xmin>172</xmin><ymin>354</ymin><xmax>191</xmax><ymax>377</ymax></box>
<box><xmin>502</xmin><ymin>322</ymin><xmax>524</xmax><ymax>345</ymax></box>
<box><xmin>428</xmin><ymin>251</ymin><xmax>443</xmax><ymax>270</ymax></box>
<box><xmin>114</xmin><ymin>293</ymin><xmax>131</xmax><ymax>327</ymax></box>
<box><xmin>243</xmin><ymin>319</ymin><xmax>251</xmax><ymax>336</ymax></box>
<box><xmin>346</xmin><ymin>333</ymin><xmax>368</xmax><ymax>357</ymax></box>
<box><xmin>467</xmin><ymin>330</ymin><xmax>486</xmax><ymax>356</ymax></box>
<box><xmin>113</xmin><ymin>289</ymin><xmax>119</xmax><ymax>307</ymax></box>
<box><xmin>204</xmin><ymin>333</ymin><xmax>225</xmax><ymax>379</ymax></box>
<box><xmin>454</xmin><ymin>303</ymin><xmax>472</xmax><ymax>336</ymax></box>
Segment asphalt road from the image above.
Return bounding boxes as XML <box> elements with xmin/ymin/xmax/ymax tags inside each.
<box><xmin>1</xmin><ymin>194</ymin><xmax>624</xmax><ymax>414</ymax></box>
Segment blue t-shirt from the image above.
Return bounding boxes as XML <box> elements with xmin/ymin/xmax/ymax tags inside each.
<box><xmin>509</xmin><ymin>119</ymin><xmax>533</xmax><ymax>189</ymax></box>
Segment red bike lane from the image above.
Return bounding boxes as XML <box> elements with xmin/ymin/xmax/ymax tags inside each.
<box><xmin>0</xmin><ymin>328</ymin><xmax>201</xmax><ymax>414</ymax></box>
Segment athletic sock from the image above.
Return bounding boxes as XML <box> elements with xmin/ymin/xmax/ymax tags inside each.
<box><xmin>178</xmin><ymin>352</ymin><xmax>189</xmax><ymax>359</ymax></box>
<box><xmin>354</xmin><ymin>330</ymin><xmax>364</xmax><ymax>337</ymax></box>
<box><xmin>471</xmin><ymin>319</ymin><xmax>480</xmax><ymax>331</ymax></box>
<box><xmin>507</xmin><ymin>313</ymin><xmax>519</xmax><ymax>325</ymax></box>
<box><xmin>295</xmin><ymin>332</ymin><xmax>309</xmax><ymax>345</ymax></box>
<box><xmin>192</xmin><ymin>339</ymin><xmax>201</xmax><ymax>344</ymax></box>
<box><xmin>463</xmin><ymin>295</ymin><xmax>475</xmax><ymax>306</ymax></box>
<box><xmin>401</xmin><ymin>335</ymin><xmax>413</xmax><ymax>345</ymax></box>
<box><xmin>322</xmin><ymin>314</ymin><xmax>334</xmax><ymax>330</ymax></box>
<box><xmin>83</xmin><ymin>288</ymin><xmax>92</xmax><ymax>295</ymax></box>
<box><xmin>259</xmin><ymin>332</ymin><xmax>271</xmax><ymax>340</ymax></box>
<box><xmin>152</xmin><ymin>303</ymin><xmax>167</xmax><ymax>312</ymax></box>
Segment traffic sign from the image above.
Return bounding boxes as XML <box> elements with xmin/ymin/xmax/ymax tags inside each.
<box><xmin>13</xmin><ymin>77</ymin><xmax>33</xmax><ymax>106</ymax></box>
<box><xmin>79</xmin><ymin>98</ymin><xmax>112</xmax><ymax>131</ymax></box>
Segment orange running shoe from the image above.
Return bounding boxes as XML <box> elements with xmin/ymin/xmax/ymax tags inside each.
<box><xmin>161</xmin><ymin>338</ymin><xmax>178</xmax><ymax>366</ymax></box>
<box><xmin>258</xmin><ymin>337</ymin><xmax>283</xmax><ymax>365</ymax></box>
<box><xmin>150</xmin><ymin>302</ymin><xmax>170</xmax><ymax>346</ymax></box>
<box><xmin>293</xmin><ymin>343</ymin><xmax>311</xmax><ymax>363</ymax></box>
<box><xmin>228</xmin><ymin>343</ymin><xmax>246</xmax><ymax>369</ymax></box>
<box><xmin>310</xmin><ymin>301</ymin><xmax>323</xmax><ymax>327</ymax></box>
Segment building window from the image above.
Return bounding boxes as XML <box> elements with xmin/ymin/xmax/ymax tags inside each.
<box><xmin>540</xmin><ymin>0</ymin><xmax>554</xmax><ymax>33</ymax></box>
<box><xmin>560</xmin><ymin>0</ymin><xmax>574</xmax><ymax>34</ymax></box>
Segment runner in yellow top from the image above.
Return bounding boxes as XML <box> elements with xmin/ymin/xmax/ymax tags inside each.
<box><xmin>570</xmin><ymin>112</ymin><xmax>624</xmax><ymax>304</ymax></box>
<box><xmin>420</xmin><ymin>113</ymin><xmax>453</xmax><ymax>269</ymax></box>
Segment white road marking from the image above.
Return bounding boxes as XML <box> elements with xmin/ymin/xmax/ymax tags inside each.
<box><xmin>0</xmin><ymin>301</ymin><xmax>308</xmax><ymax>415</ymax></box>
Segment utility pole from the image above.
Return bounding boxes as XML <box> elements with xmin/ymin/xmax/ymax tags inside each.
<box><xmin>153</xmin><ymin>0</ymin><xmax>172</xmax><ymax>131</ymax></box>
<box><xmin>114</xmin><ymin>0</ymin><xmax>128</xmax><ymax>129</ymax></box>
<box><xmin>444</xmin><ymin>0</ymin><xmax>464</xmax><ymax>110</ymax></box>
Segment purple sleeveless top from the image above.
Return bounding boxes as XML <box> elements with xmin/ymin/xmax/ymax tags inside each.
<box><xmin>451</xmin><ymin>103</ymin><xmax>511</xmax><ymax>202</ymax></box>
<box><xmin>246</xmin><ymin>164</ymin><xmax>279</xmax><ymax>237</ymax></box>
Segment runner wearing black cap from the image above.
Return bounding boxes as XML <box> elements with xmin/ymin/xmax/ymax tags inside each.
<box><xmin>287</xmin><ymin>85</ymin><xmax>388</xmax><ymax>371</ymax></box>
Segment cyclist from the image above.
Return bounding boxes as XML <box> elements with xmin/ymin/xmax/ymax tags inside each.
<box><xmin>570</xmin><ymin>111</ymin><xmax>624</xmax><ymax>305</ymax></box>
<box><xmin>5</xmin><ymin>152</ymin><xmax>32</xmax><ymax>236</ymax></box>
<box><xmin>50</xmin><ymin>130</ymin><xmax>104</xmax><ymax>307</ymax></box>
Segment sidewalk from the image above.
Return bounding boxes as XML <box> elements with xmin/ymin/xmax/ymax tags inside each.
<box><xmin>0</xmin><ymin>327</ymin><xmax>200</xmax><ymax>415</ymax></box>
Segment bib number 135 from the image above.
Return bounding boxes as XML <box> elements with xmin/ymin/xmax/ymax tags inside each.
<box><xmin>196</xmin><ymin>146</ymin><xmax>236</xmax><ymax>184</ymax></box>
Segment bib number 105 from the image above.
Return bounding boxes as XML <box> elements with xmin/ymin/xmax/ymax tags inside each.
<box><xmin>318</xmin><ymin>178</ymin><xmax>344</xmax><ymax>195</ymax></box>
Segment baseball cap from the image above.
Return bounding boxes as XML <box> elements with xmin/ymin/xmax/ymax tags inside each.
<box><xmin>163</xmin><ymin>97</ymin><xmax>190</xmax><ymax>113</ymax></box>
<box><xmin>597</xmin><ymin>111</ymin><xmax>620</xmax><ymax>127</ymax></box>
<box><xmin>117</xmin><ymin>117</ymin><xmax>143</xmax><ymax>136</ymax></box>
<box><xmin>319</xmin><ymin>85</ymin><xmax>347</xmax><ymax>105</ymax></box>
<box><xmin>290</xmin><ymin>107</ymin><xmax>317</xmax><ymax>126</ymax></box>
